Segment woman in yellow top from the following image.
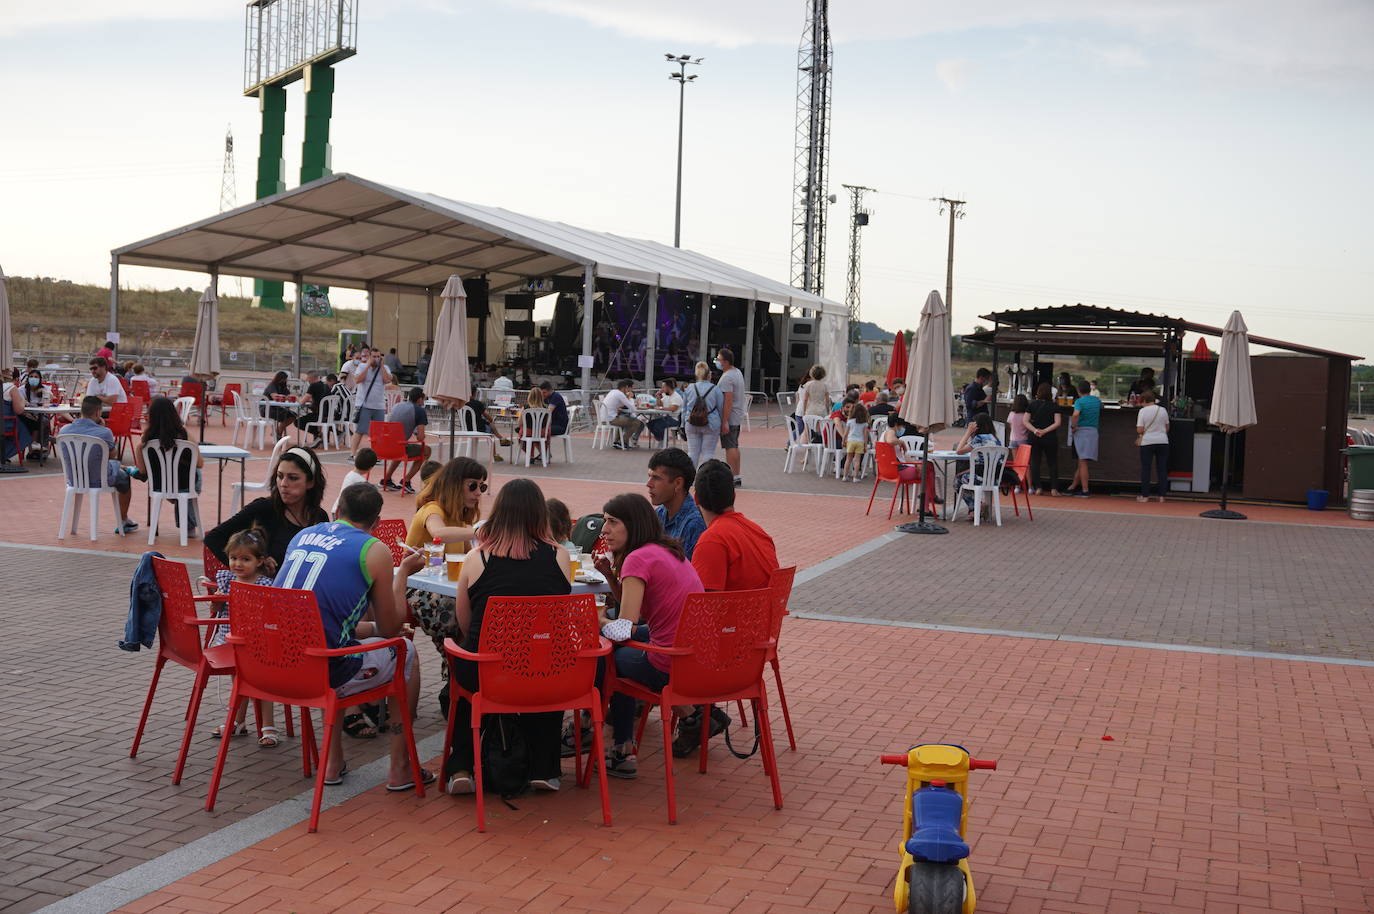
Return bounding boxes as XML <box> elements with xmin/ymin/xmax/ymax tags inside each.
<box><xmin>406</xmin><ymin>456</ymin><xmax>489</xmax><ymax>666</ymax></box>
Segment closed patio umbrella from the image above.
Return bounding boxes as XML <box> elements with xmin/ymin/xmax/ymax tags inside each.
<box><xmin>0</xmin><ymin>269</ymin><xmax>13</xmax><ymax>375</ymax></box>
<box><xmin>188</xmin><ymin>285</ymin><xmax>222</xmax><ymax>442</ymax></box>
<box><xmin>897</xmin><ymin>291</ymin><xmax>955</xmax><ymax>535</ymax></box>
<box><xmin>885</xmin><ymin>331</ymin><xmax>908</xmax><ymax>391</ymax></box>
<box><xmin>429</xmin><ymin>275</ymin><xmax>472</xmax><ymax>456</ymax></box>
<box><xmin>1201</xmin><ymin>310</ymin><xmax>1257</xmax><ymax>520</ymax></box>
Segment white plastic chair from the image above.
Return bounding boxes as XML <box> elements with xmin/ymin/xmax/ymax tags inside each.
<box><xmin>231</xmin><ymin>436</ymin><xmax>291</xmax><ymax>513</ymax></box>
<box><xmin>551</xmin><ymin>405</ymin><xmax>577</xmax><ymax>463</ymax></box>
<box><xmin>303</xmin><ymin>396</ymin><xmax>343</xmax><ymax>451</ymax></box>
<box><xmin>174</xmin><ymin>396</ymin><xmax>196</xmax><ymax>424</ymax></box>
<box><xmin>232</xmin><ymin>395</ymin><xmax>271</xmax><ymax>449</ymax></box>
<box><xmin>55</xmin><ymin>433</ymin><xmax>127</xmax><ymax>541</ymax></box>
<box><xmin>144</xmin><ymin>440</ymin><xmax>201</xmax><ymax>547</ymax></box>
<box><xmin>518</xmin><ymin>407</ymin><xmax>552</xmax><ymax>467</ymax></box>
<box><xmin>899</xmin><ymin>435</ymin><xmax>925</xmax><ymax>462</ymax></box>
<box><xmin>742</xmin><ymin>393</ymin><xmax>755</xmax><ymax>431</ymax></box>
<box><xmin>591</xmin><ymin>396</ymin><xmax>624</xmax><ymax>450</ymax></box>
<box><xmin>956</xmin><ymin>445</ymin><xmax>1011</xmax><ymax>527</ymax></box>
<box><xmin>782</xmin><ymin>414</ymin><xmax>823</xmax><ymax>473</ymax></box>
<box><xmin>815</xmin><ymin>418</ymin><xmax>844</xmax><ymax>479</ymax></box>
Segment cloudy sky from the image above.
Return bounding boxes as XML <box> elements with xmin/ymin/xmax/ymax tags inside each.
<box><xmin>2</xmin><ymin>0</ymin><xmax>1371</xmax><ymax>359</ymax></box>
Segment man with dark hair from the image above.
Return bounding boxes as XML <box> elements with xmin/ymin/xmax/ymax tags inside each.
<box><xmin>384</xmin><ymin>348</ymin><xmax>402</xmax><ymax>375</ymax></box>
<box><xmin>538</xmin><ymin>380</ymin><xmax>569</xmax><ymax>436</ymax></box>
<box><xmin>86</xmin><ymin>357</ymin><xmax>127</xmax><ymax>405</ymax></box>
<box><xmin>380</xmin><ymin>387</ymin><xmax>430</xmax><ymax>494</ymax></box>
<box><xmin>714</xmin><ymin>348</ymin><xmax>746</xmax><ymax>487</ymax></box>
<box><xmin>690</xmin><ymin>459</ymin><xmax>777</xmax><ymax>593</ymax></box>
<box><xmin>671</xmin><ymin>458</ymin><xmax>778</xmax><ymax>757</ymax></box>
<box><xmin>296</xmin><ymin>369</ymin><xmax>331</xmax><ymax>446</ymax></box>
<box><xmin>276</xmin><ymin>482</ymin><xmax>432</xmax><ymax>791</ymax></box>
<box><xmin>602</xmin><ymin>377</ymin><xmax>643</xmax><ymax>449</ymax></box>
<box><xmin>962</xmin><ymin>368</ymin><xmax>991</xmax><ymax>421</ymax></box>
<box><xmin>58</xmin><ymin>395</ymin><xmax>136</xmax><ymax>531</ymax></box>
<box><xmin>646</xmin><ymin>447</ymin><xmax>706</xmax><ymax>558</ymax></box>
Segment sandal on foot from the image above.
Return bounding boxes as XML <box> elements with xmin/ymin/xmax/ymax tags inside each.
<box><xmin>213</xmin><ymin>723</ymin><xmax>249</xmax><ymax>739</ymax></box>
<box><xmin>386</xmin><ymin>768</ymin><xmax>437</xmax><ymax>792</ymax></box>
<box><xmin>257</xmin><ymin>726</ymin><xmax>280</xmax><ymax>748</ymax></box>
<box><xmin>323</xmin><ymin>763</ymin><xmax>349</xmax><ymax>786</ymax></box>
<box><xmin>342</xmin><ymin>711</ymin><xmax>378</xmax><ymax>739</ymax></box>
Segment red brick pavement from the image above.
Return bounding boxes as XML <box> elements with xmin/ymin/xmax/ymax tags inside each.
<box><xmin>123</xmin><ymin>621</ymin><xmax>1374</xmax><ymax>913</ymax></box>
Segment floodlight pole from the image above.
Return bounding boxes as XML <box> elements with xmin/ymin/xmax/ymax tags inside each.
<box><xmin>667</xmin><ymin>54</ymin><xmax>703</xmax><ymax>248</ymax></box>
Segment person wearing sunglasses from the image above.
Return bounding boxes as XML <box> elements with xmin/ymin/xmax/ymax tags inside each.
<box><xmin>405</xmin><ymin>457</ymin><xmax>489</xmax><ymax>666</ymax></box>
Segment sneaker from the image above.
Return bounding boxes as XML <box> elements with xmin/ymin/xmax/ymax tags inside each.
<box><xmin>1074</xmin><ymin>490</ymin><xmax>1091</xmax><ymax>498</ymax></box>
<box><xmin>446</xmin><ymin>773</ymin><xmax>475</xmax><ymax>795</ymax></box>
<box><xmin>671</xmin><ymin>706</ymin><xmax>731</xmax><ymax>758</ymax></box>
<box><xmin>733</xmin><ymin>476</ymin><xmax>744</xmax><ymax>488</ymax></box>
<box><xmin>560</xmin><ymin>715</ymin><xmax>593</xmax><ymax>758</ymax></box>
<box><xmin>611</xmin><ymin>442</ymin><xmax>626</xmax><ymax>451</ymax></box>
<box><xmin>400</xmin><ymin>482</ymin><xmax>416</xmax><ymax>495</ymax></box>
<box><xmin>529</xmin><ymin>777</ymin><xmax>561</xmax><ymax>792</ymax></box>
<box><xmin>380</xmin><ymin>480</ymin><xmax>400</xmax><ymax>492</ymax></box>
<box><xmin>605</xmin><ymin>746</ymin><xmax>638</xmax><ymax>779</ymax></box>
<box><xmin>120</xmin><ymin>519</ymin><xmax>139</xmax><ymax>534</ymax></box>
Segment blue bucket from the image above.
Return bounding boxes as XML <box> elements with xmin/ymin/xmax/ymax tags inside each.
<box><xmin>1306</xmin><ymin>489</ymin><xmax>1329</xmax><ymax>511</ymax></box>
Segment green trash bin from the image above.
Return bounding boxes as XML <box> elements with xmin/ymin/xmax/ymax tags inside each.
<box><xmin>1343</xmin><ymin>446</ymin><xmax>1374</xmax><ymax>494</ymax></box>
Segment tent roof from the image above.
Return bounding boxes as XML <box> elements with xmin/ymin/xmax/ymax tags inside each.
<box><xmin>112</xmin><ymin>173</ymin><xmax>845</xmax><ymax>313</ymax></box>
<box><xmin>967</xmin><ymin>304</ymin><xmax>1360</xmax><ymax>360</ymax></box>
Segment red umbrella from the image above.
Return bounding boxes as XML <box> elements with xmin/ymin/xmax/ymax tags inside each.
<box><xmin>1191</xmin><ymin>336</ymin><xmax>1213</xmax><ymax>360</ymax></box>
<box><xmin>885</xmin><ymin>331</ymin><xmax>909</xmax><ymax>389</ymax></box>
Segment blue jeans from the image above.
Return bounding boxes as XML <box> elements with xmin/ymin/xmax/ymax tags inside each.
<box><xmin>608</xmin><ymin>626</ymin><xmax>669</xmax><ymax>746</ymax></box>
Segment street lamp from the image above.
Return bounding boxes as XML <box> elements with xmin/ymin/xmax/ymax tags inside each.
<box><xmin>667</xmin><ymin>53</ymin><xmax>703</xmax><ymax>248</ymax></box>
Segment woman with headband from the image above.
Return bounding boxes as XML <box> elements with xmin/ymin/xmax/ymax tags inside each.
<box><xmin>206</xmin><ymin>446</ymin><xmax>329</xmax><ymax>568</ymax></box>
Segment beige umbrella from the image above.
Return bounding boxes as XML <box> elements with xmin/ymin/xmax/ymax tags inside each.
<box><xmin>190</xmin><ymin>285</ymin><xmax>222</xmax><ymax>377</ymax></box>
<box><xmin>0</xmin><ymin>268</ymin><xmax>13</xmax><ymax>375</ymax></box>
<box><xmin>897</xmin><ymin>290</ymin><xmax>955</xmax><ymax>534</ymax></box>
<box><xmin>1202</xmin><ymin>310</ymin><xmax>1257</xmax><ymax>519</ymax></box>
<box><xmin>430</xmin><ymin>276</ymin><xmax>472</xmax><ymax>456</ymax></box>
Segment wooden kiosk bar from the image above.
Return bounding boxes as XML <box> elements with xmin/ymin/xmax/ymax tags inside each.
<box><xmin>963</xmin><ymin>305</ymin><xmax>1358</xmax><ymax>504</ymax></box>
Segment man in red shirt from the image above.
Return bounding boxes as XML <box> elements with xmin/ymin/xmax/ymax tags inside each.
<box><xmin>690</xmin><ymin>459</ymin><xmax>778</xmax><ymax>592</ymax></box>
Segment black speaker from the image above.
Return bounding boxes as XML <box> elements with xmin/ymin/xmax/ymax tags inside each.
<box><xmin>553</xmin><ymin>294</ymin><xmax>579</xmax><ymax>352</ymax></box>
<box><xmin>504</xmin><ymin>293</ymin><xmax>535</xmax><ymax>311</ymax></box>
<box><xmin>552</xmin><ymin>274</ymin><xmax>585</xmax><ymax>293</ymax></box>
<box><xmin>463</xmin><ymin>276</ymin><xmax>489</xmax><ymax>317</ymax></box>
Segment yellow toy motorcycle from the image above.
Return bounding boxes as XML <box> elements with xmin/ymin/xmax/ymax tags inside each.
<box><xmin>880</xmin><ymin>744</ymin><xmax>998</xmax><ymax>914</ymax></box>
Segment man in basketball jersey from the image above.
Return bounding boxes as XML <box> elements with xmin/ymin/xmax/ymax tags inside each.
<box><xmin>275</xmin><ymin>482</ymin><xmax>433</xmax><ymax>790</ymax></box>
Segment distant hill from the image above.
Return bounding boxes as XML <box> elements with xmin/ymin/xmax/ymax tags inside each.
<box><xmin>854</xmin><ymin>320</ymin><xmax>899</xmax><ymax>341</ymax></box>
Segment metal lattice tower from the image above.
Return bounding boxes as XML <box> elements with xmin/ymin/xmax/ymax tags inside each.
<box><xmin>219</xmin><ymin>127</ymin><xmax>237</xmax><ymax>213</ymax></box>
<box><xmin>791</xmin><ymin>0</ymin><xmax>832</xmax><ymax>298</ymax></box>
<box><xmin>842</xmin><ymin>184</ymin><xmax>874</xmax><ymax>343</ymax></box>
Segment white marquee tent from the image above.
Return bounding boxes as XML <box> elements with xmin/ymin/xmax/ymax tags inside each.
<box><xmin>111</xmin><ymin>173</ymin><xmax>849</xmax><ymax>390</ymax></box>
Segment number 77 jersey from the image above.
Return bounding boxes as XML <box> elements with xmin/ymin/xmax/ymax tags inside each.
<box><xmin>275</xmin><ymin>521</ymin><xmax>379</xmax><ymax>655</ymax></box>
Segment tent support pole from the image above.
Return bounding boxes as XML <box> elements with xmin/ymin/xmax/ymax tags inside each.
<box><xmin>293</xmin><ymin>273</ymin><xmax>303</xmax><ymax>376</ymax></box>
<box><xmin>989</xmin><ymin>326</ymin><xmax>1000</xmax><ymax>442</ymax></box>
<box><xmin>109</xmin><ymin>255</ymin><xmax>120</xmax><ymax>337</ymax></box>
<box><xmin>366</xmin><ymin>282</ymin><xmax>375</xmax><ymax>345</ymax></box>
<box><xmin>644</xmin><ymin>283</ymin><xmax>658</xmax><ymax>390</ymax></box>
<box><xmin>742</xmin><ymin>298</ymin><xmax>756</xmax><ymax>392</ymax></box>
<box><xmin>580</xmin><ymin>264</ymin><xmax>595</xmax><ymax>404</ymax></box>
<box><xmin>699</xmin><ymin>294</ymin><xmax>711</xmax><ymax>363</ymax></box>
<box><xmin>779</xmin><ymin>304</ymin><xmax>791</xmax><ymax>388</ymax></box>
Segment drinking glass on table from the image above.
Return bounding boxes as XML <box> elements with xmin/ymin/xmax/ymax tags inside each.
<box><xmin>567</xmin><ymin>545</ymin><xmax>581</xmax><ymax>582</ymax></box>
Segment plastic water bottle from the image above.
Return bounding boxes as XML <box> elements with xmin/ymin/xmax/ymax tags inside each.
<box><xmin>425</xmin><ymin>537</ymin><xmax>444</xmax><ymax>576</ymax></box>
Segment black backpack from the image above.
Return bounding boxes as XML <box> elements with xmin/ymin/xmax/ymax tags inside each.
<box><xmin>688</xmin><ymin>382</ymin><xmax>715</xmax><ymax>427</ymax></box>
<box><xmin>480</xmin><ymin>714</ymin><xmax>531</xmax><ymax>800</ymax></box>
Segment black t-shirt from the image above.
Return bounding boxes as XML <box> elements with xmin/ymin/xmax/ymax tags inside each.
<box><xmin>867</xmin><ymin>402</ymin><xmax>895</xmax><ymax>416</ymax></box>
<box><xmin>461</xmin><ymin>542</ymin><xmax>570</xmax><ymax>652</ymax></box>
<box><xmin>204</xmin><ymin>497</ymin><xmax>329</xmax><ymax>568</ymax></box>
<box><xmin>303</xmin><ymin>380</ymin><xmax>330</xmax><ymax>419</ymax></box>
<box><xmin>1027</xmin><ymin>399</ymin><xmax>1057</xmax><ymax>431</ymax></box>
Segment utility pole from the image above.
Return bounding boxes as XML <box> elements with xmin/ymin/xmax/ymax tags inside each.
<box><xmin>790</xmin><ymin>0</ymin><xmax>832</xmax><ymax>297</ymax></box>
<box><xmin>218</xmin><ymin>127</ymin><xmax>244</xmax><ymax>298</ymax></box>
<box><xmin>667</xmin><ymin>54</ymin><xmax>703</xmax><ymax>248</ymax></box>
<box><xmin>842</xmin><ymin>184</ymin><xmax>875</xmax><ymax>345</ymax></box>
<box><xmin>935</xmin><ymin>197</ymin><xmax>965</xmax><ymax>325</ymax></box>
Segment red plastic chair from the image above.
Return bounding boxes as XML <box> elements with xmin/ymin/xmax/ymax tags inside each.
<box><xmin>105</xmin><ymin>401</ymin><xmax>136</xmax><ymax>460</ymax></box>
<box><xmin>443</xmin><ymin>594</ymin><xmax>612</xmax><ymax>831</ymax></box>
<box><xmin>1006</xmin><ymin>443</ymin><xmax>1034</xmax><ymax>521</ymax></box>
<box><xmin>130</xmin><ymin>379</ymin><xmax>152</xmax><ymax>404</ymax></box>
<box><xmin>610</xmin><ymin>588</ymin><xmax>782</xmax><ymax>824</ymax></box>
<box><xmin>369</xmin><ymin>421</ymin><xmax>424</xmax><ymax>484</ymax></box>
<box><xmin>118</xmin><ymin>375</ymin><xmax>132</xmax><ymax>394</ymax></box>
<box><xmin>126</xmin><ymin>396</ymin><xmax>145</xmax><ymax>435</ymax></box>
<box><xmin>372</xmin><ymin>519</ymin><xmax>409</xmax><ymax>566</ymax></box>
<box><xmin>867</xmin><ymin>441</ymin><xmax>934</xmax><ymax>519</ymax></box>
<box><xmin>130</xmin><ymin>558</ymin><xmax>236</xmax><ymax>784</ymax></box>
<box><xmin>205</xmin><ymin>582</ymin><xmax>425</xmax><ymax>833</ymax></box>
<box><xmin>219</xmin><ymin>383</ymin><xmax>242</xmax><ymax>426</ymax></box>
<box><xmin>0</xmin><ymin>409</ymin><xmax>23</xmax><ymax>467</ymax></box>
<box><xmin>765</xmin><ymin>566</ymin><xmax>798</xmax><ymax>751</ymax></box>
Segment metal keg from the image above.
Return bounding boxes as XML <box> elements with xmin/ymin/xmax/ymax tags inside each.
<box><xmin>1351</xmin><ymin>489</ymin><xmax>1374</xmax><ymax>521</ymax></box>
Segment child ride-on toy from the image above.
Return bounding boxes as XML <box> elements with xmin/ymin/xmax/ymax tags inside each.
<box><xmin>880</xmin><ymin>744</ymin><xmax>998</xmax><ymax>914</ymax></box>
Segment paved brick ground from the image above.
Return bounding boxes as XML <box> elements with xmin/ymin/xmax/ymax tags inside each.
<box><xmin>3</xmin><ymin>417</ymin><xmax>1373</xmax><ymax>912</ymax></box>
<box><xmin>790</xmin><ymin>511</ymin><xmax>1374</xmax><ymax>660</ymax></box>
<box><xmin>126</xmin><ymin>621</ymin><xmax>1374</xmax><ymax>914</ymax></box>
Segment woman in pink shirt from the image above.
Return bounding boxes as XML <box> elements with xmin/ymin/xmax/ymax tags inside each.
<box><xmin>593</xmin><ymin>492</ymin><xmax>703</xmax><ymax>779</ymax></box>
